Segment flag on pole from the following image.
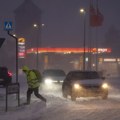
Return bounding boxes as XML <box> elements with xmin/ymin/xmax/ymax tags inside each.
<box><xmin>89</xmin><ymin>4</ymin><xmax>97</xmax><ymax>27</ymax></box>
<box><xmin>96</xmin><ymin>8</ymin><xmax>104</xmax><ymax>26</ymax></box>
<box><xmin>89</xmin><ymin>3</ymin><xmax>104</xmax><ymax>27</ymax></box>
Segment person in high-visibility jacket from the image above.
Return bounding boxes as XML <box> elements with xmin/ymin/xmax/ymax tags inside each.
<box><xmin>22</xmin><ymin>66</ymin><xmax>46</xmax><ymax>104</ymax></box>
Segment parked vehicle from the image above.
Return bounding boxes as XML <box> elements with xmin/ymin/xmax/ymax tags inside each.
<box><xmin>0</xmin><ymin>67</ymin><xmax>12</xmax><ymax>87</ymax></box>
<box><xmin>62</xmin><ymin>70</ymin><xmax>108</xmax><ymax>101</ymax></box>
<box><xmin>42</xmin><ymin>69</ymin><xmax>66</xmax><ymax>84</ymax></box>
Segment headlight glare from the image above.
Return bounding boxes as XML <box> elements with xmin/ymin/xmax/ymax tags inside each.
<box><xmin>102</xmin><ymin>83</ymin><xmax>108</xmax><ymax>89</ymax></box>
<box><xmin>74</xmin><ymin>83</ymin><xmax>81</xmax><ymax>89</ymax></box>
<box><xmin>45</xmin><ymin>78</ymin><xmax>52</xmax><ymax>84</ymax></box>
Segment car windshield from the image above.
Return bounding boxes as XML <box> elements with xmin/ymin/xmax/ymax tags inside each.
<box><xmin>67</xmin><ymin>71</ymin><xmax>100</xmax><ymax>80</ymax></box>
<box><xmin>43</xmin><ymin>69</ymin><xmax>66</xmax><ymax>76</ymax></box>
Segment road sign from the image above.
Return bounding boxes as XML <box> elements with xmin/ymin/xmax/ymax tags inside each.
<box><xmin>6</xmin><ymin>83</ymin><xmax>20</xmax><ymax>111</ymax></box>
<box><xmin>6</xmin><ymin>83</ymin><xmax>19</xmax><ymax>94</ymax></box>
<box><xmin>4</xmin><ymin>21</ymin><xmax>12</xmax><ymax>31</ymax></box>
<box><xmin>18</xmin><ymin>38</ymin><xmax>26</xmax><ymax>58</ymax></box>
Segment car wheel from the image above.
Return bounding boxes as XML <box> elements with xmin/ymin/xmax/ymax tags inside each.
<box><xmin>62</xmin><ymin>86</ymin><xmax>69</xmax><ymax>98</ymax></box>
<box><xmin>71</xmin><ymin>92</ymin><xmax>76</xmax><ymax>101</ymax></box>
<box><xmin>102</xmin><ymin>94</ymin><xmax>108</xmax><ymax>99</ymax></box>
<box><xmin>101</xmin><ymin>90</ymin><xmax>108</xmax><ymax>99</ymax></box>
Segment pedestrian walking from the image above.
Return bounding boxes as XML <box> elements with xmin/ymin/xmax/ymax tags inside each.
<box><xmin>22</xmin><ymin>66</ymin><xmax>46</xmax><ymax>105</ymax></box>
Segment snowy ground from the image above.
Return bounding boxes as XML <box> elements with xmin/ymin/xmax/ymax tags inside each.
<box><xmin>0</xmin><ymin>74</ymin><xmax>120</xmax><ymax>120</ymax></box>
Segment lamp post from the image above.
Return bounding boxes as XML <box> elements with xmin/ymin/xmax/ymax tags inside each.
<box><xmin>33</xmin><ymin>23</ymin><xmax>44</xmax><ymax>70</ymax></box>
<box><xmin>33</xmin><ymin>23</ymin><xmax>40</xmax><ymax>70</ymax></box>
<box><xmin>80</xmin><ymin>8</ymin><xmax>86</xmax><ymax>71</ymax></box>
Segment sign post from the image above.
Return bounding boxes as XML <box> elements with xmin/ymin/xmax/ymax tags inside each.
<box><xmin>4</xmin><ymin>21</ymin><xmax>20</xmax><ymax>111</ymax></box>
<box><xmin>4</xmin><ymin>21</ymin><xmax>18</xmax><ymax>83</ymax></box>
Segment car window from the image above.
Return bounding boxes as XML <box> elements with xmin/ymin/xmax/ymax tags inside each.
<box><xmin>66</xmin><ymin>71</ymin><xmax>100</xmax><ymax>80</ymax></box>
<box><xmin>43</xmin><ymin>69</ymin><xmax>66</xmax><ymax>76</ymax></box>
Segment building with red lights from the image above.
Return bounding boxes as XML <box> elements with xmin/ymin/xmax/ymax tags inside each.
<box><xmin>19</xmin><ymin>47</ymin><xmax>120</xmax><ymax>77</ymax></box>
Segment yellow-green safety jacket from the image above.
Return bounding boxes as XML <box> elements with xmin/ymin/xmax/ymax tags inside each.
<box><xmin>22</xmin><ymin>66</ymin><xmax>40</xmax><ymax>88</ymax></box>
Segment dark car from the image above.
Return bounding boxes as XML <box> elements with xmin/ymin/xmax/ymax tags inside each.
<box><xmin>42</xmin><ymin>69</ymin><xmax>66</xmax><ymax>84</ymax></box>
<box><xmin>0</xmin><ymin>67</ymin><xmax>12</xmax><ymax>87</ymax></box>
<box><xmin>62</xmin><ymin>71</ymin><xmax>109</xmax><ymax>101</ymax></box>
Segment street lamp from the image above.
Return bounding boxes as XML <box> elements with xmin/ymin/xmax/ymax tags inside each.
<box><xmin>80</xmin><ymin>8</ymin><xmax>86</xmax><ymax>71</ymax></box>
<box><xmin>33</xmin><ymin>23</ymin><xmax>40</xmax><ymax>70</ymax></box>
<box><xmin>33</xmin><ymin>24</ymin><xmax>38</xmax><ymax>28</ymax></box>
<box><xmin>33</xmin><ymin>23</ymin><xmax>44</xmax><ymax>70</ymax></box>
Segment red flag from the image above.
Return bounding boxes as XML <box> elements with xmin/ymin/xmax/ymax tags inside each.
<box><xmin>96</xmin><ymin>8</ymin><xmax>104</xmax><ymax>26</ymax></box>
<box><xmin>90</xmin><ymin>4</ymin><xmax>96</xmax><ymax>15</ymax></box>
<box><xmin>89</xmin><ymin>4</ymin><xmax>104</xmax><ymax>27</ymax></box>
<box><xmin>89</xmin><ymin>4</ymin><xmax>97</xmax><ymax>27</ymax></box>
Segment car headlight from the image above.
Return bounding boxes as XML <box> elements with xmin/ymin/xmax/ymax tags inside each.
<box><xmin>45</xmin><ymin>78</ymin><xmax>52</xmax><ymax>84</ymax></box>
<box><xmin>102</xmin><ymin>83</ymin><xmax>108</xmax><ymax>89</ymax></box>
<box><xmin>74</xmin><ymin>83</ymin><xmax>81</xmax><ymax>89</ymax></box>
<box><xmin>60</xmin><ymin>80</ymin><xmax>63</xmax><ymax>83</ymax></box>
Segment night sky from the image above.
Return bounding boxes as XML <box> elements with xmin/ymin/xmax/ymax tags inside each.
<box><xmin>0</xmin><ymin>0</ymin><xmax>120</xmax><ymax>48</ymax></box>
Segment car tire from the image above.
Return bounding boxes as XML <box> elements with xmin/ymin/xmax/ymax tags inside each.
<box><xmin>102</xmin><ymin>94</ymin><xmax>108</xmax><ymax>99</ymax></box>
<box><xmin>62</xmin><ymin>86</ymin><xmax>69</xmax><ymax>98</ymax></box>
<box><xmin>71</xmin><ymin>92</ymin><xmax>76</xmax><ymax>101</ymax></box>
<box><xmin>101</xmin><ymin>90</ymin><xmax>108</xmax><ymax>99</ymax></box>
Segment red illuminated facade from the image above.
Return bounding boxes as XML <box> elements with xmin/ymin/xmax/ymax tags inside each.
<box><xmin>27</xmin><ymin>47</ymin><xmax>111</xmax><ymax>54</ymax></box>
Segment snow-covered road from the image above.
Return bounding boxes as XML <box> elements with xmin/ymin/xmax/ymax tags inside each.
<box><xmin>0</xmin><ymin>75</ymin><xmax>120</xmax><ymax>120</ymax></box>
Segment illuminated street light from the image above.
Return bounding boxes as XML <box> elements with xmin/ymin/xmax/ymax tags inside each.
<box><xmin>33</xmin><ymin>23</ymin><xmax>38</xmax><ymax>28</ymax></box>
<box><xmin>42</xmin><ymin>24</ymin><xmax>45</xmax><ymax>27</ymax></box>
<box><xmin>33</xmin><ymin>23</ymin><xmax>45</xmax><ymax>70</ymax></box>
<box><xmin>13</xmin><ymin>34</ymin><xmax>17</xmax><ymax>37</ymax></box>
<box><xmin>80</xmin><ymin>8</ymin><xmax>85</xmax><ymax>13</ymax></box>
<box><xmin>80</xmin><ymin>8</ymin><xmax>86</xmax><ymax>71</ymax></box>
<box><xmin>33</xmin><ymin>23</ymin><xmax>40</xmax><ymax>70</ymax></box>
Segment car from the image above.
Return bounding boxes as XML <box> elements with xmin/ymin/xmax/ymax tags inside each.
<box><xmin>0</xmin><ymin>67</ymin><xmax>12</xmax><ymax>87</ymax></box>
<box><xmin>42</xmin><ymin>69</ymin><xmax>66</xmax><ymax>84</ymax></box>
<box><xmin>62</xmin><ymin>70</ymin><xmax>109</xmax><ymax>101</ymax></box>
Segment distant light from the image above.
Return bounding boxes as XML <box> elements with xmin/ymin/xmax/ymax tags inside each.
<box><xmin>80</xmin><ymin>8</ymin><xmax>85</xmax><ymax>13</ymax></box>
<box><xmin>85</xmin><ymin>57</ymin><xmax>88</xmax><ymax>62</ymax></box>
<box><xmin>33</xmin><ymin>24</ymin><xmax>38</xmax><ymax>28</ymax></box>
<box><xmin>13</xmin><ymin>34</ymin><xmax>16</xmax><ymax>37</ymax></box>
<box><xmin>117</xmin><ymin>59</ymin><xmax>120</xmax><ymax>62</ymax></box>
<box><xmin>42</xmin><ymin>24</ymin><xmax>45</xmax><ymax>27</ymax></box>
<box><xmin>104</xmin><ymin>58</ymin><xmax>116</xmax><ymax>62</ymax></box>
<box><xmin>33</xmin><ymin>23</ymin><xmax>45</xmax><ymax>28</ymax></box>
<box><xmin>92</xmin><ymin>64</ymin><xmax>95</xmax><ymax>67</ymax></box>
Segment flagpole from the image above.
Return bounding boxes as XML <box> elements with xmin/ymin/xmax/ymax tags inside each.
<box><xmin>96</xmin><ymin>0</ymin><xmax>98</xmax><ymax>71</ymax></box>
<box><xmin>89</xmin><ymin>0</ymin><xmax>93</xmax><ymax>71</ymax></box>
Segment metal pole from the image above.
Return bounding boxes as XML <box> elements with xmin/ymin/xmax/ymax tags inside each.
<box><xmin>7</xmin><ymin>31</ymin><xmax>18</xmax><ymax>83</ymax></box>
<box><xmin>95</xmin><ymin>27</ymin><xmax>98</xmax><ymax>71</ymax></box>
<box><xmin>36</xmin><ymin>26</ymin><xmax>40</xmax><ymax>70</ymax></box>
<box><xmin>36</xmin><ymin>28</ymin><xmax>39</xmax><ymax>70</ymax></box>
<box><xmin>34</xmin><ymin>23</ymin><xmax>40</xmax><ymax>70</ymax></box>
<box><xmin>83</xmin><ymin>13</ymin><xmax>86</xmax><ymax>71</ymax></box>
